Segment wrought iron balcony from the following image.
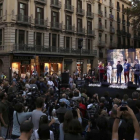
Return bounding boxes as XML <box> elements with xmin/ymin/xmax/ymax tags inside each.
<box><xmin>87</xmin><ymin>30</ymin><xmax>95</xmax><ymax>37</ymax></box>
<box><xmin>50</xmin><ymin>0</ymin><xmax>61</xmax><ymax>9</ymax></box>
<box><xmin>1</xmin><ymin>45</ymin><xmax>97</xmax><ymax>56</ymax></box>
<box><xmin>122</xmin><ymin>19</ymin><xmax>125</xmax><ymax>25</ymax></box>
<box><xmin>34</xmin><ymin>0</ymin><xmax>47</xmax><ymax>5</ymax></box>
<box><xmin>110</xmin><ymin>27</ymin><xmax>115</xmax><ymax>34</ymax></box>
<box><xmin>109</xmin><ymin>14</ymin><xmax>114</xmax><ymax>20</ymax></box>
<box><xmin>34</xmin><ymin>19</ymin><xmax>47</xmax><ymax>28</ymax></box>
<box><xmin>50</xmin><ymin>22</ymin><xmax>62</xmax><ymax>30</ymax></box>
<box><xmin>86</xmin><ymin>11</ymin><xmax>94</xmax><ymax>19</ymax></box>
<box><xmin>98</xmin><ymin>41</ymin><xmax>105</xmax><ymax>48</ymax></box>
<box><xmin>77</xmin><ymin>28</ymin><xmax>85</xmax><ymax>35</ymax></box>
<box><xmin>98</xmin><ymin>10</ymin><xmax>103</xmax><ymax>17</ymax></box>
<box><xmin>65</xmin><ymin>4</ymin><xmax>74</xmax><ymax>13</ymax></box>
<box><xmin>109</xmin><ymin>2</ymin><xmax>113</xmax><ymax>8</ymax></box>
<box><xmin>76</xmin><ymin>8</ymin><xmax>85</xmax><ymax>16</ymax></box>
<box><xmin>98</xmin><ymin>24</ymin><xmax>104</xmax><ymax>31</ymax></box>
<box><xmin>16</xmin><ymin>14</ymin><xmax>31</xmax><ymax>25</ymax></box>
<box><xmin>65</xmin><ymin>25</ymin><xmax>75</xmax><ymax>33</ymax></box>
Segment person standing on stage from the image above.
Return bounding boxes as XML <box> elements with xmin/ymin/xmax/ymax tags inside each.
<box><xmin>124</xmin><ymin>59</ymin><xmax>131</xmax><ymax>84</ymax></box>
<box><xmin>117</xmin><ymin>61</ymin><xmax>123</xmax><ymax>84</ymax></box>
<box><xmin>98</xmin><ymin>62</ymin><xmax>104</xmax><ymax>83</ymax></box>
<box><xmin>132</xmin><ymin>60</ymin><xmax>140</xmax><ymax>85</ymax></box>
<box><xmin>106</xmin><ymin>62</ymin><xmax>112</xmax><ymax>83</ymax></box>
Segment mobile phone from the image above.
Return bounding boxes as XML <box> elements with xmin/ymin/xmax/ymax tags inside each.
<box><xmin>120</xmin><ymin>106</ymin><xmax>128</xmax><ymax>111</ymax></box>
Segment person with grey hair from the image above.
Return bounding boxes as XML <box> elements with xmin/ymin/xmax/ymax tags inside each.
<box><xmin>59</xmin><ymin>93</ymin><xmax>70</xmax><ymax>107</ymax></box>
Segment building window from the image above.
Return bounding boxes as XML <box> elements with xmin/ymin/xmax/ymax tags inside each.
<box><xmin>105</xmin><ymin>7</ymin><xmax>107</xmax><ymax>17</ymax></box>
<box><xmin>87</xmin><ymin>39</ymin><xmax>91</xmax><ymax>50</ymax></box>
<box><xmin>52</xmin><ymin>11</ymin><xmax>59</xmax><ymax>23</ymax></box>
<box><xmin>0</xmin><ymin>29</ymin><xmax>2</xmax><ymax>45</ymax></box>
<box><xmin>105</xmin><ymin>34</ymin><xmax>107</xmax><ymax>43</ymax></box>
<box><xmin>99</xmin><ymin>33</ymin><xmax>102</xmax><ymax>41</ymax></box>
<box><xmin>105</xmin><ymin>20</ymin><xmax>107</xmax><ymax>28</ymax></box>
<box><xmin>87</xmin><ymin>21</ymin><xmax>92</xmax><ymax>32</ymax></box>
<box><xmin>87</xmin><ymin>4</ymin><xmax>91</xmax><ymax>12</ymax></box>
<box><xmin>0</xmin><ymin>4</ymin><xmax>2</xmax><ymax>17</ymax></box>
<box><xmin>66</xmin><ymin>15</ymin><xmax>72</xmax><ymax>29</ymax></box>
<box><xmin>77</xmin><ymin>0</ymin><xmax>82</xmax><ymax>9</ymax></box>
<box><xmin>19</xmin><ymin>30</ymin><xmax>25</xmax><ymax>44</ymax></box>
<box><xmin>52</xmin><ymin>34</ymin><xmax>57</xmax><ymax>47</ymax></box>
<box><xmin>117</xmin><ymin>2</ymin><xmax>120</xmax><ymax>9</ymax></box>
<box><xmin>36</xmin><ymin>33</ymin><xmax>42</xmax><ymax>45</ymax></box>
<box><xmin>66</xmin><ymin>0</ymin><xmax>71</xmax><ymax>5</ymax></box>
<box><xmin>77</xmin><ymin>18</ymin><xmax>82</xmax><ymax>30</ymax></box>
<box><xmin>19</xmin><ymin>3</ymin><xmax>26</xmax><ymax>15</ymax></box>
<box><xmin>36</xmin><ymin>7</ymin><xmax>43</xmax><ymax>19</ymax></box>
<box><xmin>66</xmin><ymin>37</ymin><xmax>70</xmax><ymax>49</ymax></box>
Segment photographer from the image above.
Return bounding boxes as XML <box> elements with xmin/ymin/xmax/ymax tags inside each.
<box><xmin>112</xmin><ymin>106</ymin><xmax>140</xmax><ymax>140</ymax></box>
<box><xmin>11</xmin><ymin>103</ymin><xmax>32</xmax><ymax>139</ymax></box>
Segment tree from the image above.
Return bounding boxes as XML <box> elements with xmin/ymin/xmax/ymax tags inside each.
<box><xmin>125</xmin><ymin>0</ymin><xmax>140</xmax><ymax>30</ymax></box>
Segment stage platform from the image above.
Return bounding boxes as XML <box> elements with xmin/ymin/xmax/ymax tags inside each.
<box><xmin>86</xmin><ymin>84</ymin><xmax>140</xmax><ymax>99</ymax></box>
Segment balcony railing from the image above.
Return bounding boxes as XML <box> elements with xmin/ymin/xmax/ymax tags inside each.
<box><xmin>65</xmin><ymin>4</ymin><xmax>74</xmax><ymax>12</ymax></box>
<box><xmin>0</xmin><ymin>45</ymin><xmax>97</xmax><ymax>56</ymax></box>
<box><xmin>122</xmin><ymin>19</ymin><xmax>125</xmax><ymax>25</ymax></box>
<box><xmin>109</xmin><ymin>2</ymin><xmax>113</xmax><ymax>8</ymax></box>
<box><xmin>110</xmin><ymin>27</ymin><xmax>115</xmax><ymax>34</ymax></box>
<box><xmin>76</xmin><ymin>8</ymin><xmax>85</xmax><ymax>16</ymax></box>
<box><xmin>87</xmin><ymin>30</ymin><xmax>95</xmax><ymax>37</ymax></box>
<box><xmin>16</xmin><ymin>14</ymin><xmax>31</xmax><ymax>24</ymax></box>
<box><xmin>51</xmin><ymin>22</ymin><xmax>62</xmax><ymax>30</ymax></box>
<box><xmin>77</xmin><ymin>28</ymin><xmax>85</xmax><ymax>35</ymax></box>
<box><xmin>98</xmin><ymin>41</ymin><xmax>105</xmax><ymax>48</ymax></box>
<box><xmin>98</xmin><ymin>10</ymin><xmax>103</xmax><ymax>16</ymax></box>
<box><xmin>50</xmin><ymin>0</ymin><xmax>61</xmax><ymax>9</ymax></box>
<box><xmin>86</xmin><ymin>11</ymin><xmax>94</xmax><ymax>19</ymax></box>
<box><xmin>109</xmin><ymin>14</ymin><xmax>114</xmax><ymax>20</ymax></box>
<box><xmin>98</xmin><ymin>24</ymin><xmax>104</xmax><ymax>31</ymax></box>
<box><xmin>34</xmin><ymin>0</ymin><xmax>47</xmax><ymax>5</ymax></box>
<box><xmin>65</xmin><ymin>25</ymin><xmax>75</xmax><ymax>32</ymax></box>
<box><xmin>34</xmin><ymin>19</ymin><xmax>47</xmax><ymax>27</ymax></box>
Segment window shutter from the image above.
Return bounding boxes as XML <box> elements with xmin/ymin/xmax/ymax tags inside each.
<box><xmin>18</xmin><ymin>2</ymin><xmax>20</xmax><ymax>14</ymax></box>
<box><xmin>25</xmin><ymin>4</ymin><xmax>28</xmax><ymax>16</ymax></box>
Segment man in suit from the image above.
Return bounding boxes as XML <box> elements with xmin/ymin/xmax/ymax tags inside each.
<box><xmin>117</xmin><ymin>61</ymin><xmax>123</xmax><ymax>84</ymax></box>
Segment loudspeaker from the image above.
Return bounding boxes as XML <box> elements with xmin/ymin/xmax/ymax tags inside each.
<box><xmin>61</xmin><ymin>73</ymin><xmax>69</xmax><ymax>84</ymax></box>
<box><xmin>128</xmin><ymin>82</ymin><xmax>138</xmax><ymax>90</ymax></box>
<box><xmin>101</xmin><ymin>82</ymin><xmax>110</xmax><ymax>87</ymax></box>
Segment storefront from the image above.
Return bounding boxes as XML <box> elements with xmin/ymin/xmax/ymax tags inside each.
<box><xmin>12</xmin><ymin>55</ymin><xmax>32</xmax><ymax>78</ymax></box>
<box><xmin>39</xmin><ymin>56</ymin><xmax>63</xmax><ymax>76</ymax></box>
<box><xmin>76</xmin><ymin>60</ymin><xmax>83</xmax><ymax>75</ymax></box>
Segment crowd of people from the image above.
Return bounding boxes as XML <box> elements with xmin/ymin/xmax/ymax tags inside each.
<box><xmin>0</xmin><ymin>72</ymin><xmax>140</xmax><ymax>140</ymax></box>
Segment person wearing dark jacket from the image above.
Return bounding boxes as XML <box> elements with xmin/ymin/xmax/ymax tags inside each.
<box><xmin>132</xmin><ymin>60</ymin><xmax>140</xmax><ymax>85</ymax></box>
<box><xmin>117</xmin><ymin>61</ymin><xmax>123</xmax><ymax>84</ymax></box>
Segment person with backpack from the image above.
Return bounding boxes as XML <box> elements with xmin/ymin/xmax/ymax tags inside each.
<box><xmin>11</xmin><ymin>103</ymin><xmax>32</xmax><ymax>139</ymax></box>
